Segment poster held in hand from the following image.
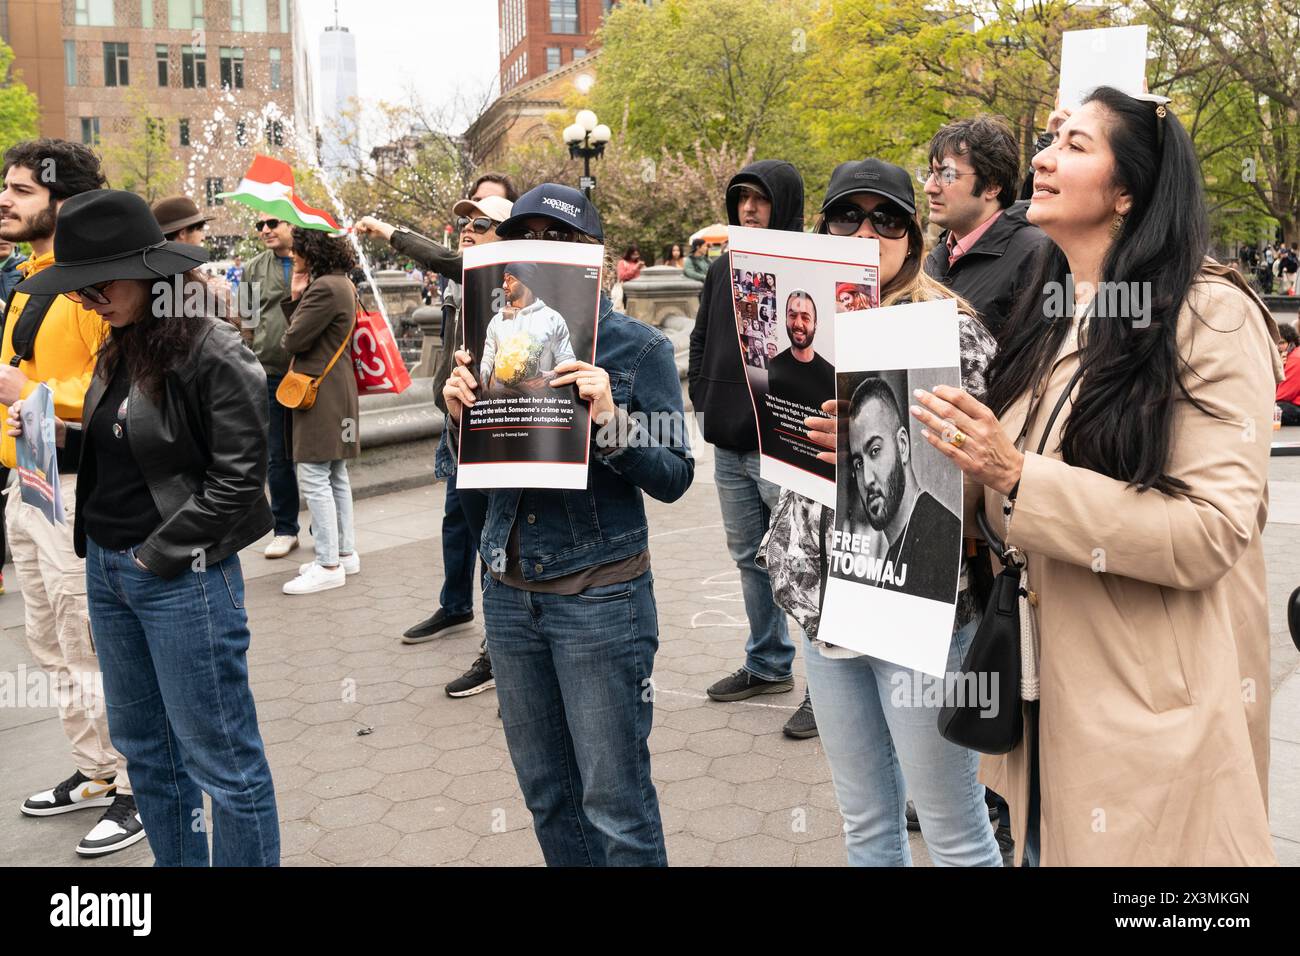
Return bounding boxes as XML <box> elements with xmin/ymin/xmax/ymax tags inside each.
<box><xmin>16</xmin><ymin>382</ymin><xmax>66</xmax><ymax>526</ymax></box>
<box><xmin>819</xmin><ymin>299</ymin><xmax>962</xmax><ymax>677</ymax></box>
<box><xmin>456</xmin><ymin>239</ymin><xmax>603</xmax><ymax>490</ymax></box>
<box><xmin>728</xmin><ymin>225</ymin><xmax>880</xmax><ymax>507</ymax></box>
<box><xmin>1059</xmin><ymin>26</ymin><xmax>1149</xmax><ymax>111</ymax></box>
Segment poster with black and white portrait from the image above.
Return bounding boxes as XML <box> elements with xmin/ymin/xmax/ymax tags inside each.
<box><xmin>819</xmin><ymin>299</ymin><xmax>962</xmax><ymax>677</ymax></box>
<box><xmin>728</xmin><ymin>226</ymin><xmax>879</xmax><ymax>507</ymax></box>
<box><xmin>456</xmin><ymin>239</ymin><xmax>603</xmax><ymax>490</ymax></box>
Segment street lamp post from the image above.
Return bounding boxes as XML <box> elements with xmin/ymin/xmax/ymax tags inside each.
<box><xmin>563</xmin><ymin>110</ymin><xmax>612</xmax><ymax>199</ymax></box>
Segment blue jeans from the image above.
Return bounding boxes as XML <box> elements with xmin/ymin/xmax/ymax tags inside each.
<box><xmin>85</xmin><ymin>540</ymin><xmax>280</xmax><ymax>867</ymax></box>
<box><xmin>803</xmin><ymin>617</ymin><xmax>1002</xmax><ymax>866</ymax></box>
<box><xmin>484</xmin><ymin>569</ymin><xmax>666</xmax><ymax>866</ymax></box>
<box><xmin>712</xmin><ymin>447</ymin><xmax>791</xmax><ymax>681</ymax></box>
<box><xmin>265</xmin><ymin>374</ymin><xmax>300</xmax><ymax>536</ymax></box>
<box><xmin>439</xmin><ymin>469</ymin><xmax>483</xmax><ymax>617</ymax></box>
<box><xmin>297</xmin><ymin>460</ymin><xmax>355</xmax><ymax>567</ymax></box>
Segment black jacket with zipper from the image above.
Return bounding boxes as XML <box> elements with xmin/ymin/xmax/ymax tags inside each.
<box><xmin>923</xmin><ymin>200</ymin><xmax>1049</xmax><ymax>341</ymax></box>
<box><xmin>71</xmin><ymin>318</ymin><xmax>272</xmax><ymax>579</ymax></box>
<box><xmin>688</xmin><ymin>160</ymin><xmax>805</xmax><ymax>452</ymax></box>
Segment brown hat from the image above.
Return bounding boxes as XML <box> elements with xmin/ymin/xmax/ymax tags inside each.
<box><xmin>150</xmin><ymin>194</ymin><xmax>214</xmax><ymax>236</ymax></box>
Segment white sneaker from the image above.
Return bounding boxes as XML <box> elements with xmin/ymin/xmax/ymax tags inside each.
<box><xmin>283</xmin><ymin>562</ymin><xmax>346</xmax><ymax>595</ymax></box>
<box><xmin>300</xmin><ymin>552</ymin><xmax>359</xmax><ymax>576</ymax></box>
<box><xmin>264</xmin><ymin>534</ymin><xmax>300</xmax><ymax>559</ymax></box>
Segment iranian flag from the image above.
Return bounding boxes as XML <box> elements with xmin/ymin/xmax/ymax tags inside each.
<box><xmin>218</xmin><ymin>155</ymin><xmax>342</xmax><ymax>233</ymax></box>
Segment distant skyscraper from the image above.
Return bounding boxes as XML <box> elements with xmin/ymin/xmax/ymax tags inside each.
<box><xmin>317</xmin><ymin>3</ymin><xmax>358</xmax><ymax>171</ymax></box>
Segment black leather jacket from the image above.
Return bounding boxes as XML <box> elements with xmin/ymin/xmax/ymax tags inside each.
<box><xmin>72</xmin><ymin>319</ymin><xmax>273</xmax><ymax>578</ymax></box>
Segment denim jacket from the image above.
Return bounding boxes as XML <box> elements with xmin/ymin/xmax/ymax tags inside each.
<box><xmin>437</xmin><ymin>294</ymin><xmax>694</xmax><ymax>581</ymax></box>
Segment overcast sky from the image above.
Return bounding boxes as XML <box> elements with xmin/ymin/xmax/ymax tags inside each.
<box><xmin>299</xmin><ymin>0</ymin><xmax>501</xmax><ymax>135</ymax></box>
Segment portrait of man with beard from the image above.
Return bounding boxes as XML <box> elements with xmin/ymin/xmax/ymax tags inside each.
<box><xmin>844</xmin><ymin>375</ymin><xmax>959</xmax><ymax>603</ymax></box>
<box><xmin>767</xmin><ymin>289</ymin><xmax>834</xmax><ymax>415</ymax></box>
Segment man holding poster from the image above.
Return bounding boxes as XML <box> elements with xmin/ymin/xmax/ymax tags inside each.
<box><xmin>479</xmin><ymin>262</ymin><xmax>576</xmax><ymax>397</ymax></box>
<box><xmin>441</xmin><ymin>184</ymin><xmax>693</xmax><ymax>867</ymax></box>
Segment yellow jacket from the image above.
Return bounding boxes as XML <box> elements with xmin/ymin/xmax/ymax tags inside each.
<box><xmin>0</xmin><ymin>251</ymin><xmax>105</xmax><ymax>469</ymax></box>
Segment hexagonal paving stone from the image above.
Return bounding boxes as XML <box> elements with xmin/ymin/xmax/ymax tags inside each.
<box><xmin>711</xmin><ymin>833</ymin><xmax>797</xmax><ymax>867</ymax></box>
<box><xmin>310</xmin><ymin>793</ymin><xmax>392</xmax><ymax>829</ymax></box>
<box><xmin>294</xmin><ymin>700</ymin><xmax>364</xmax><ymax>725</ymax></box>
<box><xmin>762</xmin><ymin>805</ymin><xmax>842</xmax><ymax>844</ymax></box>
<box><xmin>304</xmin><ymin>767</ymin><xmax>383</xmax><ymax>799</ymax></box>
<box><xmin>382</xmin><ymin>796</ymin><xmax>467</xmax><ymax>834</ymax></box>
<box><xmin>300</xmin><ymin>742</ymin><xmax>373</xmax><ymax>774</ymax></box>
<box><xmin>710</xmin><ymin>752</ymin><xmax>779</xmax><ymax>784</ymax></box>
<box><xmin>441</xmin><ymin>769</ymin><xmax>521</xmax><ymax>807</ymax></box>
<box><xmin>279</xmin><ymin>819</ymin><xmax>325</xmax><ymax>857</ymax></box>
<box><xmin>374</xmin><ymin>768</ymin><xmax>452</xmax><ymax>802</ymax></box>
<box><xmin>426</xmin><ymin>722</ymin><xmax>496</xmax><ymax>751</ymax></box>
<box><xmin>456</xmin><ymin>797</ymin><xmax>532</xmax><ymax>836</ymax></box>
<box><xmin>276</xmin><ymin>788</ymin><xmax>320</xmax><ymax>822</ymax></box>
<box><xmin>258</xmin><ymin>718</ymin><xmax>308</xmax><ymax>744</ymax></box>
<box><xmin>366</xmin><ymin>743</ymin><xmax>441</xmax><ymax>775</ymax></box>
<box><xmin>686</xmin><ymin>804</ymin><xmax>763</xmax><ymax>843</ymax></box>
<box><xmin>467</xmin><ymin>827</ymin><xmax>545</xmax><ymax>866</ymax></box>
<box><xmin>314</xmin><ymin>822</ymin><xmax>400</xmax><ymax>864</ymax></box>
<box><xmin>433</xmin><ymin>747</ymin><xmax>505</xmax><ymax>776</ymax></box>
<box><xmin>732</xmin><ymin>777</ymin><xmax>810</xmax><ymax>813</ymax></box>
<box><xmin>649</xmin><ymin>749</ymin><xmax>712</xmax><ymax>783</ymax></box>
<box><xmin>391</xmin><ymin>827</ymin><xmax>480</xmax><ymax>866</ymax></box>
<box><xmin>664</xmin><ymin>832</ymin><xmax>716</xmax><ymax>866</ymax></box>
<box><xmin>659</xmin><ymin>705</ymin><xmax>731</xmax><ymax>734</ymax></box>
<box><xmin>660</xmin><ymin>776</ymin><xmax>736</xmax><ymax>811</ymax></box>
<box><xmin>686</xmin><ymin>728</ymin><xmax>753</xmax><ymax>758</ymax></box>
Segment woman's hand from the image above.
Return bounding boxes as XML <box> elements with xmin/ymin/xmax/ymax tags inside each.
<box><xmin>550</xmin><ymin>361</ymin><xmax>615</xmax><ymax>422</ymax></box>
<box><xmin>290</xmin><ymin>267</ymin><xmax>309</xmax><ymax>302</ymax></box>
<box><xmin>910</xmin><ymin>385</ymin><xmax>1024</xmax><ymax>495</ymax></box>
<box><xmin>353</xmin><ymin>216</ymin><xmax>395</xmax><ymax>241</ymax></box>
<box><xmin>806</xmin><ymin>399</ymin><xmax>843</xmax><ymax>465</ymax></box>
<box><xmin>442</xmin><ymin>349</ymin><xmax>478</xmax><ymax>425</ymax></box>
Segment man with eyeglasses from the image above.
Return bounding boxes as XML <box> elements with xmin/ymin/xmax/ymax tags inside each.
<box><xmin>0</xmin><ymin>139</ymin><xmax>146</xmax><ymax>858</ymax></box>
<box><xmin>688</xmin><ymin>160</ymin><xmax>820</xmax><ymax>740</ymax></box>
<box><xmin>920</xmin><ymin>116</ymin><xmax>1048</xmax><ymax>341</ymax></box>
<box><xmin>244</xmin><ymin>214</ymin><xmax>303</xmax><ymax>558</ymax></box>
<box><xmin>354</xmin><ymin>174</ymin><xmax>517</xmax><ymax>701</ymax></box>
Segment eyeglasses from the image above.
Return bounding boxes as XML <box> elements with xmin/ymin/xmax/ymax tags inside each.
<box><xmin>916</xmin><ymin>166</ymin><xmax>977</xmax><ymax>187</ymax></box>
<box><xmin>823</xmin><ymin>204</ymin><xmax>910</xmax><ymax>240</ymax></box>
<box><xmin>514</xmin><ymin>227</ymin><xmax>576</xmax><ymax>242</ymax></box>
<box><xmin>255</xmin><ymin>219</ymin><xmax>282</xmax><ymax>232</ymax></box>
<box><xmin>66</xmin><ymin>279</ymin><xmax>117</xmax><ymax>305</ymax></box>
<box><xmin>456</xmin><ymin>216</ymin><xmax>495</xmax><ymax>235</ymax></box>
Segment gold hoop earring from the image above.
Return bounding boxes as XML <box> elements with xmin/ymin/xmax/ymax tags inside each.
<box><xmin>1110</xmin><ymin>213</ymin><xmax>1126</xmax><ymax>238</ymax></box>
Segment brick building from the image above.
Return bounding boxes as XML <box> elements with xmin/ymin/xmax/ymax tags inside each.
<box><xmin>1</xmin><ymin>0</ymin><xmax>314</xmax><ymax>253</ymax></box>
<box><xmin>498</xmin><ymin>0</ymin><xmax>611</xmax><ymax>93</ymax></box>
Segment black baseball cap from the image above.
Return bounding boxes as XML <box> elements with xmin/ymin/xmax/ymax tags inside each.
<box><xmin>496</xmin><ymin>183</ymin><xmax>604</xmax><ymax>241</ymax></box>
<box><xmin>821</xmin><ymin>159</ymin><xmax>916</xmax><ymax>215</ymax></box>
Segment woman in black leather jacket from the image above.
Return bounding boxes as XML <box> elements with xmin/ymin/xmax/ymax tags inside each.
<box><xmin>10</xmin><ymin>189</ymin><xmax>279</xmax><ymax>866</ymax></box>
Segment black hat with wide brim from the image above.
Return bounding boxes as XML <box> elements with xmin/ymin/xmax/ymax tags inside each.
<box><xmin>16</xmin><ymin>189</ymin><xmax>209</xmax><ymax>296</ymax></box>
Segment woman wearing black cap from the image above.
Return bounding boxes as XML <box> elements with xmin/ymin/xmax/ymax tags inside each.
<box><xmin>442</xmin><ymin>183</ymin><xmax>694</xmax><ymax>866</ymax></box>
<box><xmin>9</xmin><ymin>188</ymin><xmax>279</xmax><ymax>866</ymax></box>
<box><xmin>756</xmin><ymin>159</ymin><xmax>1003</xmax><ymax>867</ymax></box>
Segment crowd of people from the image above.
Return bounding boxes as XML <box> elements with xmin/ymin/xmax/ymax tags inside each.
<box><xmin>0</xmin><ymin>81</ymin><xmax>1285</xmax><ymax>867</ymax></box>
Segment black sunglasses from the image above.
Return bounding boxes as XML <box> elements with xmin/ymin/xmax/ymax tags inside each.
<box><xmin>824</xmin><ymin>203</ymin><xmax>911</xmax><ymax>240</ymax></box>
<box><xmin>514</xmin><ymin>227</ymin><xmax>576</xmax><ymax>243</ymax></box>
<box><xmin>255</xmin><ymin>218</ymin><xmax>282</xmax><ymax>232</ymax></box>
<box><xmin>455</xmin><ymin>216</ymin><xmax>495</xmax><ymax>235</ymax></box>
<box><xmin>66</xmin><ymin>279</ymin><xmax>116</xmax><ymax>305</ymax></box>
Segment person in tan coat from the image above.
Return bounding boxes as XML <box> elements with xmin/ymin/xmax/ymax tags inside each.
<box><xmin>911</xmin><ymin>86</ymin><xmax>1280</xmax><ymax>865</ymax></box>
<box><xmin>279</xmin><ymin>227</ymin><xmax>360</xmax><ymax>596</ymax></box>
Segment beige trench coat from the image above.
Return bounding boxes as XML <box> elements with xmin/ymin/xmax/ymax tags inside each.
<box><xmin>976</xmin><ymin>267</ymin><xmax>1281</xmax><ymax>866</ymax></box>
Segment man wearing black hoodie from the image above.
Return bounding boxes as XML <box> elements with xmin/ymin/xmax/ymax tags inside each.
<box><xmin>921</xmin><ymin>116</ymin><xmax>1048</xmax><ymax>341</ymax></box>
<box><xmin>689</xmin><ymin>160</ymin><xmax>819</xmax><ymax>740</ymax></box>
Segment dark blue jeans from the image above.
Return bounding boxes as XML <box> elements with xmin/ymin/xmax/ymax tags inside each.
<box><xmin>484</xmin><ymin>569</ymin><xmax>666</xmax><ymax>866</ymax></box>
<box><xmin>440</xmin><ymin>470</ymin><xmax>486</xmax><ymax>617</ymax></box>
<box><xmin>86</xmin><ymin>540</ymin><xmax>280</xmax><ymax>867</ymax></box>
<box><xmin>264</xmin><ymin>373</ymin><xmax>300</xmax><ymax>536</ymax></box>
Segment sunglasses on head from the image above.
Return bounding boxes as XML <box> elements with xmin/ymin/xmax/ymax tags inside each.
<box><xmin>823</xmin><ymin>203</ymin><xmax>910</xmax><ymax>240</ymax></box>
<box><xmin>255</xmin><ymin>219</ymin><xmax>282</xmax><ymax>232</ymax></box>
<box><xmin>456</xmin><ymin>216</ymin><xmax>495</xmax><ymax>235</ymax></box>
<box><xmin>66</xmin><ymin>279</ymin><xmax>117</xmax><ymax>305</ymax></box>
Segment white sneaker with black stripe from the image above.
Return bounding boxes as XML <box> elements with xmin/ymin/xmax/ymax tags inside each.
<box><xmin>20</xmin><ymin>769</ymin><xmax>117</xmax><ymax>817</ymax></box>
<box><xmin>76</xmin><ymin>794</ymin><xmax>147</xmax><ymax>857</ymax></box>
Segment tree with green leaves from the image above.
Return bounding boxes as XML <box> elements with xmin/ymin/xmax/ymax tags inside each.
<box><xmin>0</xmin><ymin>37</ymin><xmax>39</xmax><ymax>148</ymax></box>
<box><xmin>101</xmin><ymin>89</ymin><xmax>182</xmax><ymax>203</ymax></box>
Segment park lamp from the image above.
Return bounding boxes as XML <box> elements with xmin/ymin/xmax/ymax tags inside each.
<box><xmin>564</xmin><ymin>111</ymin><xmax>610</xmax><ymax>198</ymax></box>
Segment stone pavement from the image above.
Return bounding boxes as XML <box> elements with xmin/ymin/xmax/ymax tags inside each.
<box><xmin>2</xmin><ymin>440</ymin><xmax>1299</xmax><ymax>866</ymax></box>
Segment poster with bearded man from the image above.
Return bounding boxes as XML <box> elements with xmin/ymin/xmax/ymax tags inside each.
<box><xmin>819</xmin><ymin>299</ymin><xmax>962</xmax><ymax>678</ymax></box>
<box><xmin>728</xmin><ymin>226</ymin><xmax>879</xmax><ymax>507</ymax></box>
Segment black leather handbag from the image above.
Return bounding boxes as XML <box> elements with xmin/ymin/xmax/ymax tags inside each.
<box><xmin>937</xmin><ymin>363</ymin><xmax>1085</xmax><ymax>755</ymax></box>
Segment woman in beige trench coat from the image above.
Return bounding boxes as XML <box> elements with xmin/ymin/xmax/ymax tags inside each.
<box><xmin>912</xmin><ymin>87</ymin><xmax>1281</xmax><ymax>865</ymax></box>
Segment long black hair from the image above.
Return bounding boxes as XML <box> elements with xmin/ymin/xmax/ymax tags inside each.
<box><xmin>984</xmin><ymin>86</ymin><xmax>1208</xmax><ymax>494</ymax></box>
<box><xmin>97</xmin><ymin>271</ymin><xmax>207</xmax><ymax>401</ymax></box>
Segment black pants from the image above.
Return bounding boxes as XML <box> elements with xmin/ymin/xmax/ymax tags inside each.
<box><xmin>1280</xmin><ymin>401</ymin><xmax>1300</xmax><ymax>427</ymax></box>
